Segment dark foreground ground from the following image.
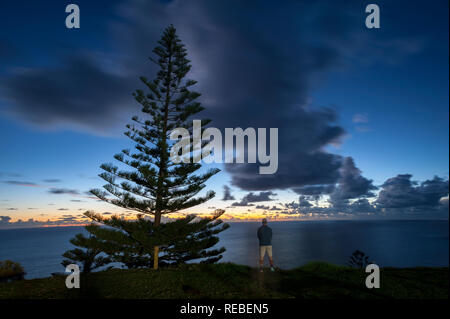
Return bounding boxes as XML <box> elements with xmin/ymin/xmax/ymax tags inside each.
<box><xmin>0</xmin><ymin>262</ymin><xmax>448</xmax><ymax>299</ymax></box>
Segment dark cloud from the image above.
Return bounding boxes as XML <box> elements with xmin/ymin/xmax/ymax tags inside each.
<box><xmin>278</xmin><ymin>174</ymin><xmax>448</xmax><ymax>218</ymax></box>
<box><xmin>376</xmin><ymin>175</ymin><xmax>449</xmax><ymax>210</ymax></box>
<box><xmin>255</xmin><ymin>205</ymin><xmax>281</xmax><ymax>211</ymax></box>
<box><xmin>58</xmin><ymin>208</ymin><xmax>69</xmax><ymax>211</ymax></box>
<box><xmin>48</xmin><ymin>188</ymin><xmax>79</xmax><ymax>195</ymax></box>
<box><xmin>42</xmin><ymin>179</ymin><xmax>62</xmax><ymax>183</ymax></box>
<box><xmin>231</xmin><ymin>201</ymin><xmax>254</xmax><ymax>207</ymax></box>
<box><xmin>0</xmin><ymin>216</ymin><xmax>87</xmax><ymax>229</ymax></box>
<box><xmin>292</xmin><ymin>184</ymin><xmax>336</xmax><ymax>197</ymax></box>
<box><xmin>0</xmin><ymin>0</ymin><xmax>425</xmax><ymax>195</ymax></box>
<box><xmin>70</xmin><ymin>199</ymin><xmax>85</xmax><ymax>202</ymax></box>
<box><xmin>172</xmin><ymin>0</ymin><xmax>362</xmax><ymax>191</ymax></box>
<box><xmin>0</xmin><ymin>216</ymin><xmax>12</xmax><ymax>224</ymax></box>
<box><xmin>6</xmin><ymin>208</ymin><xmax>17</xmax><ymax>210</ymax></box>
<box><xmin>231</xmin><ymin>191</ymin><xmax>276</xmax><ymax>206</ymax></box>
<box><xmin>348</xmin><ymin>198</ymin><xmax>378</xmax><ymax>213</ymax></box>
<box><xmin>1</xmin><ymin>54</ymin><xmax>135</xmax><ymax>135</ymax></box>
<box><xmin>4</xmin><ymin>180</ymin><xmax>39</xmax><ymax>187</ymax></box>
<box><xmin>0</xmin><ymin>172</ymin><xmax>22</xmax><ymax>178</ymax></box>
<box><xmin>299</xmin><ymin>196</ymin><xmax>313</xmax><ymax>208</ymax></box>
<box><xmin>222</xmin><ymin>185</ymin><xmax>235</xmax><ymax>201</ymax></box>
<box><xmin>328</xmin><ymin>157</ymin><xmax>377</xmax><ymax>207</ymax></box>
<box><xmin>242</xmin><ymin>191</ymin><xmax>277</xmax><ymax>203</ymax></box>
<box><xmin>291</xmin><ymin>157</ymin><xmax>376</xmax><ymax>207</ymax></box>
<box><xmin>232</xmin><ymin>191</ymin><xmax>277</xmax><ymax>207</ymax></box>
<box><xmin>269</xmin><ymin>206</ymin><xmax>282</xmax><ymax>211</ymax></box>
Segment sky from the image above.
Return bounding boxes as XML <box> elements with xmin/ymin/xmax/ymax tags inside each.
<box><xmin>0</xmin><ymin>0</ymin><xmax>448</xmax><ymax>228</ymax></box>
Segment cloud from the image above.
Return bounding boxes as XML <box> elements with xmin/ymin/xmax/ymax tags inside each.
<box><xmin>254</xmin><ymin>205</ymin><xmax>282</xmax><ymax>211</ymax></box>
<box><xmin>348</xmin><ymin>198</ymin><xmax>377</xmax><ymax>213</ymax></box>
<box><xmin>0</xmin><ymin>215</ymin><xmax>87</xmax><ymax>229</ymax></box>
<box><xmin>222</xmin><ymin>185</ymin><xmax>235</xmax><ymax>201</ymax></box>
<box><xmin>164</xmin><ymin>0</ymin><xmax>375</xmax><ymax>192</ymax></box>
<box><xmin>292</xmin><ymin>157</ymin><xmax>376</xmax><ymax>207</ymax></box>
<box><xmin>375</xmin><ymin>175</ymin><xmax>449</xmax><ymax>210</ymax></box>
<box><xmin>242</xmin><ymin>191</ymin><xmax>277</xmax><ymax>203</ymax></box>
<box><xmin>1</xmin><ymin>54</ymin><xmax>135</xmax><ymax>135</ymax></box>
<box><xmin>352</xmin><ymin>114</ymin><xmax>371</xmax><ymax>132</ymax></box>
<box><xmin>440</xmin><ymin>196</ymin><xmax>449</xmax><ymax>208</ymax></box>
<box><xmin>328</xmin><ymin>157</ymin><xmax>377</xmax><ymax>207</ymax></box>
<box><xmin>299</xmin><ymin>196</ymin><xmax>313</xmax><ymax>208</ymax></box>
<box><xmin>352</xmin><ymin>113</ymin><xmax>369</xmax><ymax>123</ymax></box>
<box><xmin>0</xmin><ymin>172</ymin><xmax>22</xmax><ymax>178</ymax></box>
<box><xmin>4</xmin><ymin>180</ymin><xmax>41</xmax><ymax>187</ymax></box>
<box><xmin>0</xmin><ymin>0</ymin><xmax>426</xmax><ymax>196</ymax></box>
<box><xmin>292</xmin><ymin>184</ymin><xmax>336</xmax><ymax>201</ymax></box>
<box><xmin>0</xmin><ymin>216</ymin><xmax>12</xmax><ymax>225</ymax></box>
<box><xmin>232</xmin><ymin>191</ymin><xmax>277</xmax><ymax>207</ymax></box>
<box><xmin>231</xmin><ymin>201</ymin><xmax>254</xmax><ymax>207</ymax></box>
<box><xmin>48</xmin><ymin>188</ymin><xmax>79</xmax><ymax>195</ymax></box>
<box><xmin>42</xmin><ymin>179</ymin><xmax>62</xmax><ymax>183</ymax></box>
<box><xmin>279</xmin><ymin>174</ymin><xmax>448</xmax><ymax>219</ymax></box>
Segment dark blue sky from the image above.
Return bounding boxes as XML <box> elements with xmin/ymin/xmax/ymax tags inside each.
<box><xmin>0</xmin><ymin>0</ymin><xmax>448</xmax><ymax>227</ymax></box>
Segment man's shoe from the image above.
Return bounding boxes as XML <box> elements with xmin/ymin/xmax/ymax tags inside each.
<box><xmin>260</xmin><ymin>269</ymin><xmax>264</xmax><ymax>273</ymax></box>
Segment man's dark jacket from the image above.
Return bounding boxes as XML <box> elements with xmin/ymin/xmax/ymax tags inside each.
<box><xmin>257</xmin><ymin>225</ymin><xmax>272</xmax><ymax>246</ymax></box>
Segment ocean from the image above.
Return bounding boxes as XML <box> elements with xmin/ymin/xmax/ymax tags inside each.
<box><xmin>0</xmin><ymin>220</ymin><xmax>448</xmax><ymax>279</ymax></box>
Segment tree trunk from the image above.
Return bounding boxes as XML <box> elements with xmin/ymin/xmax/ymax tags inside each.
<box><xmin>153</xmin><ymin>212</ymin><xmax>162</xmax><ymax>270</ymax></box>
<box><xmin>153</xmin><ymin>246</ymin><xmax>159</xmax><ymax>270</ymax></box>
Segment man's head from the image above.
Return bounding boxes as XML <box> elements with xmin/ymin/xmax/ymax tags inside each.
<box><xmin>262</xmin><ymin>218</ymin><xmax>267</xmax><ymax>225</ymax></box>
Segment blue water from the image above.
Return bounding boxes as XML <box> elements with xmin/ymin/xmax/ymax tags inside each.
<box><xmin>0</xmin><ymin>220</ymin><xmax>448</xmax><ymax>279</ymax></box>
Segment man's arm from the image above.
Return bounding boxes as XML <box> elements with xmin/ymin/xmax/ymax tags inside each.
<box><xmin>257</xmin><ymin>227</ymin><xmax>261</xmax><ymax>240</ymax></box>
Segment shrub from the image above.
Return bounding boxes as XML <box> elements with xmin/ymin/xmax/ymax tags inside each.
<box><xmin>347</xmin><ymin>250</ymin><xmax>372</xmax><ymax>268</ymax></box>
<box><xmin>0</xmin><ymin>260</ymin><xmax>26</xmax><ymax>282</ymax></box>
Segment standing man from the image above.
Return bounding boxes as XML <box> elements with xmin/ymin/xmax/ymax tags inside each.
<box><xmin>257</xmin><ymin>218</ymin><xmax>275</xmax><ymax>272</ymax></box>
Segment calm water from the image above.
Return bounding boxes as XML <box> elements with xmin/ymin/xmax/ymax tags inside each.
<box><xmin>0</xmin><ymin>220</ymin><xmax>448</xmax><ymax>279</ymax></box>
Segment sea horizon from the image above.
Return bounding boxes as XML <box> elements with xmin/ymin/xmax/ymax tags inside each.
<box><xmin>1</xmin><ymin>217</ymin><xmax>449</xmax><ymax>231</ymax></box>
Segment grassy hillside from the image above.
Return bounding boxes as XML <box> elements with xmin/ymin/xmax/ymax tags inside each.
<box><xmin>0</xmin><ymin>262</ymin><xmax>448</xmax><ymax>299</ymax></box>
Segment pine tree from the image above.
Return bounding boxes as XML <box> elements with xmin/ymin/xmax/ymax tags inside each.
<box><xmin>78</xmin><ymin>209</ymin><xmax>229</xmax><ymax>268</ymax></box>
<box><xmin>61</xmin><ymin>225</ymin><xmax>112</xmax><ymax>273</ymax></box>
<box><xmin>90</xmin><ymin>25</ymin><xmax>220</xmax><ymax>269</ymax></box>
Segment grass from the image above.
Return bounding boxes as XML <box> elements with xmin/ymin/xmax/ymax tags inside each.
<box><xmin>0</xmin><ymin>262</ymin><xmax>448</xmax><ymax>299</ymax></box>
